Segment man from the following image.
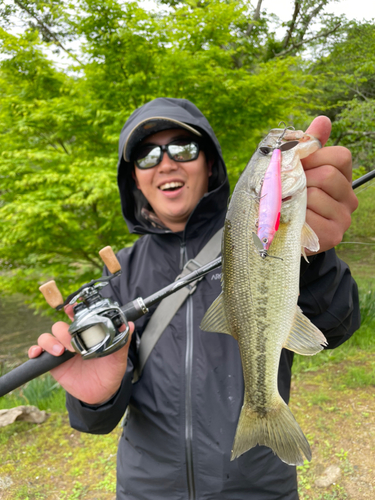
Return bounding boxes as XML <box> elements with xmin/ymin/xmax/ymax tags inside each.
<box><xmin>29</xmin><ymin>97</ymin><xmax>359</xmax><ymax>499</ymax></box>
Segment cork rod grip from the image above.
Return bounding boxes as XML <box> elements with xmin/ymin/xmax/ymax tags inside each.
<box><xmin>39</xmin><ymin>280</ymin><xmax>64</xmax><ymax>309</ymax></box>
<box><xmin>99</xmin><ymin>246</ymin><xmax>121</xmax><ymax>274</ymax></box>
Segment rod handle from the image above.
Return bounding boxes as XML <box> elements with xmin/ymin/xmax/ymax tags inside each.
<box><xmin>0</xmin><ymin>350</ymin><xmax>75</xmax><ymax>398</ymax></box>
<box><xmin>39</xmin><ymin>280</ymin><xmax>64</xmax><ymax>308</ymax></box>
<box><xmin>99</xmin><ymin>246</ymin><xmax>121</xmax><ymax>274</ymax></box>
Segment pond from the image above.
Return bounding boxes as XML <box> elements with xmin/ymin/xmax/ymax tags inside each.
<box><xmin>0</xmin><ymin>295</ymin><xmax>58</xmax><ymax>368</ymax></box>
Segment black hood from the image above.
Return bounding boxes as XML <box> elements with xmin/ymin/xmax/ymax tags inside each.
<box><xmin>117</xmin><ymin>97</ymin><xmax>230</xmax><ymax>235</ymax></box>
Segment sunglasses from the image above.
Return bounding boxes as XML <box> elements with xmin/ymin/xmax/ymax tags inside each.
<box><xmin>133</xmin><ymin>139</ymin><xmax>200</xmax><ymax>170</ymax></box>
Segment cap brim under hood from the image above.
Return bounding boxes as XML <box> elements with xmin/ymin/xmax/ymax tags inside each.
<box><xmin>117</xmin><ymin>97</ymin><xmax>229</xmax><ymax>235</ymax></box>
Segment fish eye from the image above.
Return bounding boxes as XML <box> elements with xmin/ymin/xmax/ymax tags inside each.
<box><xmin>262</xmin><ymin>237</ymin><xmax>268</xmax><ymax>244</ymax></box>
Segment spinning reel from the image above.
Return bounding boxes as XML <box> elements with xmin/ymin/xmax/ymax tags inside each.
<box><xmin>39</xmin><ymin>247</ymin><xmax>131</xmax><ymax>360</ymax></box>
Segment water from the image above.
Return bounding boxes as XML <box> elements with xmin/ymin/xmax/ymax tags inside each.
<box><xmin>0</xmin><ymin>295</ymin><xmax>58</xmax><ymax>367</ymax></box>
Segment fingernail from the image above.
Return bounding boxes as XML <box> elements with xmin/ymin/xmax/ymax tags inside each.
<box><xmin>52</xmin><ymin>344</ymin><xmax>64</xmax><ymax>355</ymax></box>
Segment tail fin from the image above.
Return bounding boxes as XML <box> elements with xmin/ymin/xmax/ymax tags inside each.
<box><xmin>231</xmin><ymin>397</ymin><xmax>311</xmax><ymax>466</ymax></box>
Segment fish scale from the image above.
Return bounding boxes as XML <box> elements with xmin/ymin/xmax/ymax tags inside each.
<box><xmin>201</xmin><ymin>128</ymin><xmax>327</xmax><ymax>466</ymax></box>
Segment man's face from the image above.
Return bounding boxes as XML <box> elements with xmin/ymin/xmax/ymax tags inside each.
<box><xmin>132</xmin><ymin>129</ymin><xmax>213</xmax><ymax>232</ymax></box>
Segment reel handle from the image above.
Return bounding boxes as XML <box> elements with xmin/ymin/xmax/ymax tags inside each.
<box><xmin>0</xmin><ymin>350</ymin><xmax>75</xmax><ymax>398</ymax></box>
<box><xmin>99</xmin><ymin>246</ymin><xmax>121</xmax><ymax>274</ymax></box>
<box><xmin>39</xmin><ymin>280</ymin><xmax>64</xmax><ymax>309</ymax></box>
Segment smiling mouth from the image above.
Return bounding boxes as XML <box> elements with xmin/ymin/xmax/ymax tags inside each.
<box><xmin>159</xmin><ymin>181</ymin><xmax>184</xmax><ymax>191</ymax></box>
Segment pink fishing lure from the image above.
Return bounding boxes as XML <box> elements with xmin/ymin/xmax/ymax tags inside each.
<box><xmin>257</xmin><ymin>148</ymin><xmax>282</xmax><ymax>251</ymax></box>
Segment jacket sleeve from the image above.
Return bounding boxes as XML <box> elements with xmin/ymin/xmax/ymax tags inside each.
<box><xmin>66</xmin><ymin>360</ymin><xmax>134</xmax><ymax>434</ymax></box>
<box><xmin>298</xmin><ymin>248</ymin><xmax>360</xmax><ymax>348</ymax></box>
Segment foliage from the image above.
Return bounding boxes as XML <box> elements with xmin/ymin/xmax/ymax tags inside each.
<box><xmin>330</xmin><ymin>99</ymin><xmax>375</xmax><ymax>172</ymax></box>
<box><xmin>342</xmin><ymin>179</ymin><xmax>375</xmax><ymax>243</ymax></box>
<box><xmin>0</xmin><ymin>0</ymin><xmax>317</xmax><ymax>307</ymax></box>
<box><xmin>0</xmin><ymin>0</ymin><xmax>373</xmax><ymax>308</ymax></box>
<box><xmin>0</xmin><ymin>371</ymin><xmax>66</xmax><ymax>411</ymax></box>
<box><xmin>311</xmin><ymin>22</ymin><xmax>375</xmax><ymax>171</ymax></box>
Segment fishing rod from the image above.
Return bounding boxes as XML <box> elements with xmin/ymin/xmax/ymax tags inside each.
<box><xmin>352</xmin><ymin>168</ymin><xmax>375</xmax><ymax>190</ymax></box>
<box><xmin>0</xmin><ymin>169</ymin><xmax>374</xmax><ymax>397</ymax></box>
<box><xmin>0</xmin><ymin>253</ymin><xmax>221</xmax><ymax>397</ymax></box>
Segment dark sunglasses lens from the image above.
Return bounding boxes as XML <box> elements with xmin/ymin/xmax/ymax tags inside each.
<box><xmin>135</xmin><ymin>141</ymin><xmax>199</xmax><ymax>169</ymax></box>
<box><xmin>136</xmin><ymin>146</ymin><xmax>161</xmax><ymax>169</ymax></box>
<box><xmin>169</xmin><ymin>142</ymin><xmax>199</xmax><ymax>161</ymax></box>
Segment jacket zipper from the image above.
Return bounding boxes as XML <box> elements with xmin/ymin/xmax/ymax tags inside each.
<box><xmin>181</xmin><ymin>242</ymin><xmax>196</xmax><ymax>500</ymax></box>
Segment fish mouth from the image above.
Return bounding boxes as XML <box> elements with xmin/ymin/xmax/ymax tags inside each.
<box><xmin>158</xmin><ymin>181</ymin><xmax>185</xmax><ymax>192</ymax></box>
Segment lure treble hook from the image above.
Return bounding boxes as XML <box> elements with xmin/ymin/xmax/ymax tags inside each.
<box><xmin>275</xmin><ymin>122</ymin><xmax>295</xmax><ymax>149</ymax></box>
<box><xmin>258</xmin><ymin>122</ymin><xmax>296</xmax><ymax>156</ymax></box>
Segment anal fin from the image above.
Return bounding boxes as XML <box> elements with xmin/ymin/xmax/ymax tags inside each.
<box><xmin>284</xmin><ymin>306</ymin><xmax>327</xmax><ymax>355</ymax></box>
<box><xmin>200</xmin><ymin>291</ymin><xmax>235</xmax><ymax>338</ymax></box>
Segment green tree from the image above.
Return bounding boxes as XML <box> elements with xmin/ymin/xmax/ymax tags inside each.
<box><xmin>310</xmin><ymin>21</ymin><xmax>375</xmax><ymax>172</ymax></box>
<box><xmin>0</xmin><ymin>0</ymin><xmax>359</xmax><ymax>309</ymax></box>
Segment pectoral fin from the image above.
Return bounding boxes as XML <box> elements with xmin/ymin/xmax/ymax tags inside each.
<box><xmin>301</xmin><ymin>222</ymin><xmax>320</xmax><ymax>262</ymax></box>
<box><xmin>200</xmin><ymin>292</ymin><xmax>235</xmax><ymax>338</ymax></box>
<box><xmin>283</xmin><ymin>306</ymin><xmax>327</xmax><ymax>355</ymax></box>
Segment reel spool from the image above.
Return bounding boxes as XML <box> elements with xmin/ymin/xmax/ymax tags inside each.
<box><xmin>39</xmin><ymin>246</ymin><xmax>130</xmax><ymax>359</ymax></box>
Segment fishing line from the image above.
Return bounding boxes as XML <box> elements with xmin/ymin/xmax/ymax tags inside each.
<box><xmin>354</xmin><ymin>181</ymin><xmax>375</xmax><ymax>197</ymax></box>
<box><xmin>339</xmin><ymin>242</ymin><xmax>375</xmax><ymax>245</ymax></box>
<box><xmin>352</xmin><ymin>168</ymin><xmax>375</xmax><ymax>190</ymax></box>
<box><xmin>342</xmin><ymin>170</ymin><xmax>375</xmax><ymax>246</ymax></box>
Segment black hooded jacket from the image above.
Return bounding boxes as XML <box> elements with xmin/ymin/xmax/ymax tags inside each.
<box><xmin>66</xmin><ymin>98</ymin><xmax>360</xmax><ymax>500</ymax></box>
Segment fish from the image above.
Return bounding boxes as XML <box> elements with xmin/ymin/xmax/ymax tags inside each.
<box><xmin>200</xmin><ymin>127</ymin><xmax>327</xmax><ymax>466</ymax></box>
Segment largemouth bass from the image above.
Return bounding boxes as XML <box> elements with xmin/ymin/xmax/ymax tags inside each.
<box><xmin>200</xmin><ymin>127</ymin><xmax>327</xmax><ymax>466</ymax></box>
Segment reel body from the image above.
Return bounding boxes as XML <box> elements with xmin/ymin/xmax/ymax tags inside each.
<box><xmin>69</xmin><ymin>290</ymin><xmax>129</xmax><ymax>359</ymax></box>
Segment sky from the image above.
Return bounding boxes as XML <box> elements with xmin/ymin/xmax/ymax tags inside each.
<box><xmin>263</xmin><ymin>0</ymin><xmax>375</xmax><ymax>23</ymax></box>
<box><xmin>139</xmin><ymin>0</ymin><xmax>375</xmax><ymax>22</ymax></box>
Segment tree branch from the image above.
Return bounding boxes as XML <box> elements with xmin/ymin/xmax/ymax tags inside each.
<box><xmin>56</xmin><ymin>225</ymin><xmax>103</xmax><ymax>270</ymax></box>
<box><xmin>245</xmin><ymin>0</ymin><xmax>263</xmax><ymax>37</ymax></box>
<box><xmin>342</xmin><ymin>83</ymin><xmax>370</xmax><ymax>102</ymax></box>
<box><xmin>334</xmin><ymin>130</ymin><xmax>375</xmax><ymax>146</ymax></box>
<box><xmin>299</xmin><ymin>1</ymin><xmax>328</xmax><ymax>38</ymax></box>
<box><xmin>281</xmin><ymin>0</ymin><xmax>301</xmax><ymax>50</ymax></box>
<box><xmin>275</xmin><ymin>22</ymin><xmax>341</xmax><ymax>57</ymax></box>
<box><xmin>57</xmin><ymin>139</ymin><xmax>70</xmax><ymax>155</ymax></box>
<box><xmin>13</xmin><ymin>0</ymin><xmax>83</xmax><ymax>67</ymax></box>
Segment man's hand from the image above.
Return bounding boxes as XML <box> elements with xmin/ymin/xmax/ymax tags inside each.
<box><xmin>28</xmin><ymin>305</ymin><xmax>134</xmax><ymax>405</ymax></box>
<box><xmin>302</xmin><ymin>116</ymin><xmax>358</xmax><ymax>254</ymax></box>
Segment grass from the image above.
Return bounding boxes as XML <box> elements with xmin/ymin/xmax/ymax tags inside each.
<box><xmin>0</xmin><ymin>413</ymin><xmax>119</xmax><ymax>499</ymax></box>
<box><xmin>293</xmin><ymin>274</ymin><xmax>375</xmax><ymax>379</ymax></box>
<box><xmin>291</xmin><ymin>243</ymin><xmax>375</xmax><ymax>500</ymax></box>
<box><xmin>1</xmin><ymin>184</ymin><xmax>375</xmax><ymax>498</ymax></box>
<box><xmin>0</xmin><ymin>372</ymin><xmax>118</xmax><ymax>498</ymax></box>
<box><xmin>0</xmin><ymin>373</ymin><xmax>66</xmax><ymax>413</ymax></box>
<box><xmin>2</xmin><ymin>306</ymin><xmax>375</xmax><ymax>498</ymax></box>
